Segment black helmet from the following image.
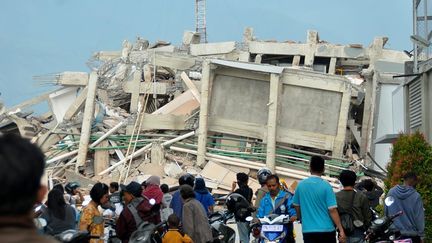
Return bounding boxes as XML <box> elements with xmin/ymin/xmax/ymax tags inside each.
<box><xmin>257</xmin><ymin>167</ymin><xmax>272</xmax><ymax>185</ymax></box>
<box><xmin>226</xmin><ymin>193</ymin><xmax>253</xmax><ymax>221</ymax></box>
<box><xmin>226</xmin><ymin>193</ymin><xmax>248</xmax><ymax>212</ymax></box>
<box><xmin>65</xmin><ymin>182</ymin><xmax>80</xmax><ymax>194</ymax></box>
<box><xmin>178</xmin><ymin>173</ymin><xmax>195</xmax><ymax>187</ymax></box>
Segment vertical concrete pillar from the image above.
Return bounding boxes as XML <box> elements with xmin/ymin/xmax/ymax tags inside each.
<box><xmin>76</xmin><ymin>72</ymin><xmax>98</xmax><ymax>170</ymax></box>
<box><xmin>197</xmin><ymin>61</ymin><xmax>212</xmax><ymax>167</ymax></box>
<box><xmin>266</xmin><ymin>74</ymin><xmax>282</xmax><ymax>172</ymax></box>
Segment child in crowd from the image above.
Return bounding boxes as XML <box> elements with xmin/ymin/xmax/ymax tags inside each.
<box><xmin>162</xmin><ymin>214</ymin><xmax>192</xmax><ymax>243</ymax></box>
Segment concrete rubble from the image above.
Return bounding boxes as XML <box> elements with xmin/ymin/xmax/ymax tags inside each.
<box><xmin>0</xmin><ymin>28</ymin><xmax>409</xmax><ymax>195</ymax></box>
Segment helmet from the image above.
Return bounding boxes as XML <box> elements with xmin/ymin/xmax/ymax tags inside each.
<box><xmin>178</xmin><ymin>173</ymin><xmax>195</xmax><ymax>187</ymax></box>
<box><xmin>226</xmin><ymin>193</ymin><xmax>253</xmax><ymax>221</ymax></box>
<box><xmin>257</xmin><ymin>167</ymin><xmax>272</xmax><ymax>185</ymax></box>
<box><xmin>65</xmin><ymin>182</ymin><xmax>80</xmax><ymax>194</ymax></box>
<box><xmin>226</xmin><ymin>193</ymin><xmax>248</xmax><ymax>213</ymax></box>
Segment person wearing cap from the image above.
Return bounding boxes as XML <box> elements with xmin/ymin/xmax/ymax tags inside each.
<box><xmin>116</xmin><ymin>181</ymin><xmax>161</xmax><ymax>243</ymax></box>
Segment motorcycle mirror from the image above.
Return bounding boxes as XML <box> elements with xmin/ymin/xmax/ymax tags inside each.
<box><xmin>149</xmin><ymin>198</ymin><xmax>156</xmax><ymax>205</ymax></box>
<box><xmin>384</xmin><ymin>196</ymin><xmax>395</xmax><ymax>206</ymax></box>
<box><xmin>245</xmin><ymin>216</ymin><xmax>253</xmax><ymax>222</ymax></box>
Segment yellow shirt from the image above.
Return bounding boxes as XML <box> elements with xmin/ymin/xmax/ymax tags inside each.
<box><xmin>162</xmin><ymin>229</ymin><xmax>193</xmax><ymax>243</ymax></box>
<box><xmin>79</xmin><ymin>201</ymin><xmax>104</xmax><ymax>243</ymax></box>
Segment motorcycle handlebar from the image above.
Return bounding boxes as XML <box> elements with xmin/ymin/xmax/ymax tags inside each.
<box><xmin>389</xmin><ymin>211</ymin><xmax>403</xmax><ymax>220</ymax></box>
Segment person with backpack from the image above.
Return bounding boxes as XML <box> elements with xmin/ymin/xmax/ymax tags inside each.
<box><xmin>116</xmin><ymin>181</ymin><xmax>161</xmax><ymax>243</ymax></box>
<box><xmin>336</xmin><ymin>170</ymin><xmax>371</xmax><ymax>243</ymax></box>
<box><xmin>257</xmin><ymin>174</ymin><xmax>297</xmax><ymax>243</ymax></box>
<box><xmin>231</xmin><ymin>172</ymin><xmax>253</xmax><ymax>243</ymax></box>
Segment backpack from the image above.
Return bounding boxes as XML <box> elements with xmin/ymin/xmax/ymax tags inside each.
<box><xmin>128</xmin><ymin>197</ymin><xmax>161</xmax><ymax>242</ymax></box>
<box><xmin>339</xmin><ymin>191</ymin><xmax>356</xmax><ymax>236</ymax></box>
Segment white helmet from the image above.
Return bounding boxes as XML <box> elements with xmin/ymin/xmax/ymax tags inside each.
<box><xmin>257</xmin><ymin>167</ymin><xmax>272</xmax><ymax>184</ymax></box>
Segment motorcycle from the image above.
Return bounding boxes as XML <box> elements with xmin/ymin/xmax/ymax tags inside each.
<box><xmin>129</xmin><ymin>220</ymin><xmax>166</xmax><ymax>243</ymax></box>
<box><xmin>104</xmin><ymin>217</ymin><xmax>121</xmax><ymax>243</ymax></box>
<box><xmin>365</xmin><ymin>196</ymin><xmax>411</xmax><ymax>243</ymax></box>
<box><xmin>247</xmin><ymin>214</ymin><xmax>293</xmax><ymax>243</ymax></box>
<box><xmin>55</xmin><ymin>230</ymin><xmax>101</xmax><ymax>243</ymax></box>
<box><xmin>365</xmin><ymin>211</ymin><xmax>404</xmax><ymax>243</ymax></box>
<box><xmin>208</xmin><ymin>210</ymin><xmax>236</xmax><ymax>243</ymax></box>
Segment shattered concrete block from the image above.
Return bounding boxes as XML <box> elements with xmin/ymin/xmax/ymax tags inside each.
<box><xmin>137</xmin><ymin>162</ymin><xmax>165</xmax><ymax>177</ymax></box>
<box><xmin>164</xmin><ymin>163</ymin><xmax>183</xmax><ymax>178</ymax></box>
<box><xmin>64</xmin><ymin>170</ymin><xmax>97</xmax><ymax>190</ymax></box>
<box><xmin>151</xmin><ymin>143</ymin><xmax>166</xmax><ymax>165</ymax></box>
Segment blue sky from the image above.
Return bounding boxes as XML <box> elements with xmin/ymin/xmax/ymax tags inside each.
<box><xmin>0</xmin><ymin>0</ymin><xmax>412</xmax><ymax>109</ymax></box>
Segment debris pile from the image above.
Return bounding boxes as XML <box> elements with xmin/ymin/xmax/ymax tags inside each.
<box><xmin>0</xmin><ymin>28</ymin><xmax>408</xmax><ymax>192</ymax></box>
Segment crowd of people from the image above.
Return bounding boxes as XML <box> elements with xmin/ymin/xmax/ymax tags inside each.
<box><xmin>0</xmin><ymin>133</ymin><xmax>426</xmax><ymax>243</ymax></box>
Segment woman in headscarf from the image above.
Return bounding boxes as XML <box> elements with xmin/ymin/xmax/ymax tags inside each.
<box><xmin>142</xmin><ymin>176</ymin><xmax>163</xmax><ymax>203</ymax></box>
<box><xmin>194</xmin><ymin>177</ymin><xmax>215</xmax><ymax>215</ymax></box>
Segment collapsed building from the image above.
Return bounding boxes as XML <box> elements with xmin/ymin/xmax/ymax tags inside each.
<box><xmin>0</xmin><ymin>28</ymin><xmax>410</xmax><ymax>193</ymax></box>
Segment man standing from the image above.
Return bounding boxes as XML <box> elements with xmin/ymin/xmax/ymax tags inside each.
<box><xmin>116</xmin><ymin>181</ymin><xmax>160</xmax><ymax>243</ymax></box>
<box><xmin>385</xmin><ymin>172</ymin><xmax>424</xmax><ymax>243</ymax></box>
<box><xmin>292</xmin><ymin>156</ymin><xmax>346</xmax><ymax>243</ymax></box>
<box><xmin>336</xmin><ymin>170</ymin><xmax>371</xmax><ymax>243</ymax></box>
<box><xmin>109</xmin><ymin>182</ymin><xmax>121</xmax><ymax>204</ymax></box>
<box><xmin>170</xmin><ymin>173</ymin><xmax>195</xmax><ymax>221</ymax></box>
<box><xmin>180</xmin><ymin>185</ymin><xmax>213</xmax><ymax>243</ymax></box>
<box><xmin>231</xmin><ymin>172</ymin><xmax>253</xmax><ymax>243</ymax></box>
<box><xmin>0</xmin><ymin>133</ymin><xmax>58</xmax><ymax>242</ymax></box>
<box><xmin>257</xmin><ymin>174</ymin><xmax>297</xmax><ymax>243</ymax></box>
<box><xmin>354</xmin><ymin>179</ymin><xmax>383</xmax><ymax>209</ymax></box>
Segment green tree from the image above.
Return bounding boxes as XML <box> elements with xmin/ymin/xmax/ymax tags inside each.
<box><xmin>386</xmin><ymin>132</ymin><xmax>432</xmax><ymax>241</ymax></box>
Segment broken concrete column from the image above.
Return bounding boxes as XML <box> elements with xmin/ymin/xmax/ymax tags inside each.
<box><xmin>76</xmin><ymin>72</ymin><xmax>98</xmax><ymax>170</ymax></box>
<box><xmin>265</xmin><ymin>74</ymin><xmax>282</xmax><ymax>172</ymax></box>
<box><xmin>151</xmin><ymin>142</ymin><xmax>166</xmax><ymax>165</ymax></box>
<box><xmin>94</xmin><ymin>135</ymin><xmax>109</xmax><ymax>175</ymax></box>
<box><xmin>304</xmin><ymin>30</ymin><xmax>318</xmax><ymax>68</ymax></box>
<box><xmin>183</xmin><ymin>31</ymin><xmax>201</xmax><ymax>45</ymax></box>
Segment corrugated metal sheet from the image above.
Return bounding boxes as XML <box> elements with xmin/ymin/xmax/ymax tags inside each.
<box><xmin>409</xmin><ymin>79</ymin><xmax>422</xmax><ymax>129</ymax></box>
